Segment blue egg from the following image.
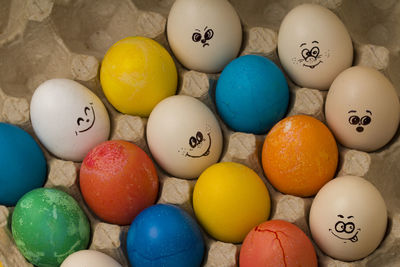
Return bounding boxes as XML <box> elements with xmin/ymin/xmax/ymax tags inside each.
<box><xmin>215</xmin><ymin>55</ymin><xmax>289</xmax><ymax>134</ymax></box>
<box><xmin>127</xmin><ymin>204</ymin><xmax>204</xmax><ymax>267</ymax></box>
<box><xmin>0</xmin><ymin>123</ymin><xmax>47</xmax><ymax>206</ymax></box>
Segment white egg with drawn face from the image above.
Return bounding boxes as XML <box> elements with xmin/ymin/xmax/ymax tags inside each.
<box><xmin>167</xmin><ymin>0</ymin><xmax>242</xmax><ymax>73</ymax></box>
<box><xmin>325</xmin><ymin>66</ymin><xmax>400</xmax><ymax>152</ymax></box>
<box><xmin>278</xmin><ymin>4</ymin><xmax>353</xmax><ymax>90</ymax></box>
<box><xmin>30</xmin><ymin>79</ymin><xmax>110</xmax><ymax>161</ymax></box>
<box><xmin>146</xmin><ymin>95</ymin><xmax>223</xmax><ymax>179</ymax></box>
<box><xmin>309</xmin><ymin>176</ymin><xmax>387</xmax><ymax>261</ymax></box>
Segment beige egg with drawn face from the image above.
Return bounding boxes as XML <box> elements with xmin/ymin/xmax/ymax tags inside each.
<box><xmin>309</xmin><ymin>176</ymin><xmax>387</xmax><ymax>261</ymax></box>
<box><xmin>278</xmin><ymin>4</ymin><xmax>353</xmax><ymax>90</ymax></box>
<box><xmin>146</xmin><ymin>95</ymin><xmax>223</xmax><ymax>179</ymax></box>
<box><xmin>167</xmin><ymin>0</ymin><xmax>242</xmax><ymax>73</ymax></box>
<box><xmin>325</xmin><ymin>66</ymin><xmax>400</xmax><ymax>152</ymax></box>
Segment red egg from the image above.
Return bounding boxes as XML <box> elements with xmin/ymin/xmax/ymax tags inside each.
<box><xmin>80</xmin><ymin>140</ymin><xmax>159</xmax><ymax>225</ymax></box>
<box><xmin>240</xmin><ymin>220</ymin><xmax>317</xmax><ymax>267</ymax></box>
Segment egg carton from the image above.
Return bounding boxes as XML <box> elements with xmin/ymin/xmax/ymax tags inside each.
<box><xmin>0</xmin><ymin>0</ymin><xmax>399</xmax><ymax>266</ymax></box>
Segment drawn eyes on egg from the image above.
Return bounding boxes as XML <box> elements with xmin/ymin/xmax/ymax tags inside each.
<box><xmin>189</xmin><ymin>131</ymin><xmax>204</xmax><ymax>148</ymax></box>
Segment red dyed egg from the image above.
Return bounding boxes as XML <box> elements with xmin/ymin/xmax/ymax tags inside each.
<box><xmin>80</xmin><ymin>140</ymin><xmax>159</xmax><ymax>225</ymax></box>
<box><xmin>240</xmin><ymin>220</ymin><xmax>317</xmax><ymax>267</ymax></box>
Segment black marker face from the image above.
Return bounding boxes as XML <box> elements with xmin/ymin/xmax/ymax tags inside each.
<box><xmin>184</xmin><ymin>130</ymin><xmax>212</xmax><ymax>158</ymax></box>
<box><xmin>295</xmin><ymin>40</ymin><xmax>324</xmax><ymax>69</ymax></box>
<box><xmin>75</xmin><ymin>103</ymin><xmax>96</xmax><ymax>136</ymax></box>
<box><xmin>348</xmin><ymin>110</ymin><xmax>372</xmax><ymax>133</ymax></box>
<box><xmin>329</xmin><ymin>214</ymin><xmax>360</xmax><ymax>243</ymax></box>
<box><xmin>192</xmin><ymin>26</ymin><xmax>214</xmax><ymax>47</ymax></box>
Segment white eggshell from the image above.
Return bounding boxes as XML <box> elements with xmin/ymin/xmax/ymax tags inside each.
<box><xmin>167</xmin><ymin>0</ymin><xmax>242</xmax><ymax>73</ymax></box>
<box><xmin>61</xmin><ymin>250</ymin><xmax>122</xmax><ymax>267</ymax></box>
<box><xmin>309</xmin><ymin>176</ymin><xmax>387</xmax><ymax>261</ymax></box>
<box><xmin>147</xmin><ymin>95</ymin><xmax>223</xmax><ymax>179</ymax></box>
<box><xmin>30</xmin><ymin>79</ymin><xmax>110</xmax><ymax>161</ymax></box>
<box><xmin>325</xmin><ymin>66</ymin><xmax>400</xmax><ymax>152</ymax></box>
<box><xmin>278</xmin><ymin>4</ymin><xmax>353</xmax><ymax>90</ymax></box>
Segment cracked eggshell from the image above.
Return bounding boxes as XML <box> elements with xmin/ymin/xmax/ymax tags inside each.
<box><xmin>61</xmin><ymin>250</ymin><xmax>122</xmax><ymax>267</ymax></box>
<box><xmin>278</xmin><ymin>4</ymin><xmax>353</xmax><ymax>90</ymax></box>
<box><xmin>240</xmin><ymin>220</ymin><xmax>317</xmax><ymax>267</ymax></box>
<box><xmin>309</xmin><ymin>176</ymin><xmax>387</xmax><ymax>261</ymax></box>
<box><xmin>30</xmin><ymin>78</ymin><xmax>110</xmax><ymax>161</ymax></box>
<box><xmin>146</xmin><ymin>95</ymin><xmax>223</xmax><ymax>179</ymax></box>
<box><xmin>167</xmin><ymin>0</ymin><xmax>242</xmax><ymax>73</ymax></box>
<box><xmin>325</xmin><ymin>66</ymin><xmax>400</xmax><ymax>152</ymax></box>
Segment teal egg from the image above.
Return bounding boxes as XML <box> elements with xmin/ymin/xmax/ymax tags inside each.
<box><xmin>12</xmin><ymin>188</ymin><xmax>90</xmax><ymax>267</ymax></box>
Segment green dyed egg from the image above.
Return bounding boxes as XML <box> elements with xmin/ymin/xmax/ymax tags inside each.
<box><xmin>12</xmin><ymin>188</ymin><xmax>90</xmax><ymax>267</ymax></box>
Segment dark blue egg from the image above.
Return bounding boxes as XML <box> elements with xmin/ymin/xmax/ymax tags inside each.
<box><xmin>127</xmin><ymin>204</ymin><xmax>204</xmax><ymax>267</ymax></box>
<box><xmin>0</xmin><ymin>123</ymin><xmax>47</xmax><ymax>206</ymax></box>
<box><xmin>215</xmin><ymin>55</ymin><xmax>289</xmax><ymax>134</ymax></box>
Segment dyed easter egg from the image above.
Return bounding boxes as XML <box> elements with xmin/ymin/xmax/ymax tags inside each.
<box><xmin>127</xmin><ymin>204</ymin><xmax>204</xmax><ymax>267</ymax></box>
<box><xmin>80</xmin><ymin>140</ymin><xmax>159</xmax><ymax>225</ymax></box>
<box><xmin>100</xmin><ymin>36</ymin><xmax>177</xmax><ymax>117</ymax></box>
<box><xmin>147</xmin><ymin>95</ymin><xmax>223</xmax><ymax>179</ymax></box>
<box><xmin>278</xmin><ymin>4</ymin><xmax>353</xmax><ymax>90</ymax></box>
<box><xmin>61</xmin><ymin>250</ymin><xmax>122</xmax><ymax>267</ymax></box>
<box><xmin>167</xmin><ymin>0</ymin><xmax>242</xmax><ymax>73</ymax></box>
<box><xmin>262</xmin><ymin>115</ymin><xmax>338</xmax><ymax>197</ymax></box>
<box><xmin>215</xmin><ymin>55</ymin><xmax>289</xmax><ymax>134</ymax></box>
<box><xmin>240</xmin><ymin>220</ymin><xmax>318</xmax><ymax>267</ymax></box>
<box><xmin>310</xmin><ymin>176</ymin><xmax>387</xmax><ymax>261</ymax></box>
<box><xmin>193</xmin><ymin>162</ymin><xmax>270</xmax><ymax>243</ymax></box>
<box><xmin>12</xmin><ymin>188</ymin><xmax>90</xmax><ymax>267</ymax></box>
<box><xmin>325</xmin><ymin>66</ymin><xmax>400</xmax><ymax>152</ymax></box>
<box><xmin>30</xmin><ymin>78</ymin><xmax>110</xmax><ymax>162</ymax></box>
<box><xmin>0</xmin><ymin>123</ymin><xmax>46</xmax><ymax>206</ymax></box>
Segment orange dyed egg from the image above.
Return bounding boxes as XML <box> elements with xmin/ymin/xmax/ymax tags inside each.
<box><xmin>262</xmin><ymin>115</ymin><xmax>338</xmax><ymax>197</ymax></box>
<box><xmin>80</xmin><ymin>140</ymin><xmax>159</xmax><ymax>225</ymax></box>
<box><xmin>239</xmin><ymin>220</ymin><xmax>318</xmax><ymax>267</ymax></box>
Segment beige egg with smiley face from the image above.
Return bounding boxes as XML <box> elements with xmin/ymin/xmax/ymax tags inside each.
<box><xmin>309</xmin><ymin>176</ymin><xmax>387</xmax><ymax>261</ymax></box>
<box><xmin>278</xmin><ymin>4</ymin><xmax>353</xmax><ymax>90</ymax></box>
<box><xmin>146</xmin><ymin>95</ymin><xmax>223</xmax><ymax>179</ymax></box>
<box><xmin>325</xmin><ymin>66</ymin><xmax>400</xmax><ymax>152</ymax></box>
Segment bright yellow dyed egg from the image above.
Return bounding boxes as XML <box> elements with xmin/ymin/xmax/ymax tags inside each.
<box><xmin>100</xmin><ymin>36</ymin><xmax>178</xmax><ymax>117</ymax></box>
<box><xmin>193</xmin><ymin>162</ymin><xmax>271</xmax><ymax>243</ymax></box>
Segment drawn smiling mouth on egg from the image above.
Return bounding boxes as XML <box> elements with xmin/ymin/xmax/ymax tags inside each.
<box><xmin>329</xmin><ymin>229</ymin><xmax>360</xmax><ymax>243</ymax></box>
<box><xmin>75</xmin><ymin>103</ymin><xmax>96</xmax><ymax>136</ymax></box>
<box><xmin>185</xmin><ymin>131</ymin><xmax>212</xmax><ymax>158</ymax></box>
<box><xmin>329</xmin><ymin>214</ymin><xmax>360</xmax><ymax>243</ymax></box>
<box><xmin>303</xmin><ymin>61</ymin><xmax>322</xmax><ymax>69</ymax></box>
<box><xmin>297</xmin><ymin>40</ymin><xmax>324</xmax><ymax>69</ymax></box>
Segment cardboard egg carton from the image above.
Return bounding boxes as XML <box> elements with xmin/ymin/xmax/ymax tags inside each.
<box><xmin>0</xmin><ymin>0</ymin><xmax>399</xmax><ymax>266</ymax></box>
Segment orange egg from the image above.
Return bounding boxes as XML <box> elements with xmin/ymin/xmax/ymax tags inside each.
<box><xmin>80</xmin><ymin>140</ymin><xmax>159</xmax><ymax>225</ymax></box>
<box><xmin>262</xmin><ymin>115</ymin><xmax>338</xmax><ymax>197</ymax></box>
<box><xmin>239</xmin><ymin>220</ymin><xmax>317</xmax><ymax>267</ymax></box>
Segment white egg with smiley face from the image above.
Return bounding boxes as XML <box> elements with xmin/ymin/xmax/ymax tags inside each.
<box><xmin>30</xmin><ymin>78</ymin><xmax>110</xmax><ymax>161</ymax></box>
<box><xmin>278</xmin><ymin>4</ymin><xmax>353</xmax><ymax>90</ymax></box>
<box><xmin>146</xmin><ymin>95</ymin><xmax>223</xmax><ymax>179</ymax></box>
<box><xmin>309</xmin><ymin>176</ymin><xmax>387</xmax><ymax>261</ymax></box>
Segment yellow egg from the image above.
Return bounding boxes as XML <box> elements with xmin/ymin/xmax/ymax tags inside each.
<box><xmin>100</xmin><ymin>36</ymin><xmax>178</xmax><ymax>117</ymax></box>
<box><xmin>193</xmin><ymin>162</ymin><xmax>270</xmax><ymax>243</ymax></box>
